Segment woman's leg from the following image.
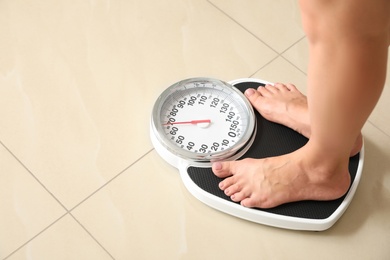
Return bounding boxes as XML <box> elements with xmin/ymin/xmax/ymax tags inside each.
<box><xmin>243</xmin><ymin>83</ymin><xmax>363</xmax><ymax>156</ymax></box>
<box><xmin>212</xmin><ymin>0</ymin><xmax>390</xmax><ymax>208</ymax></box>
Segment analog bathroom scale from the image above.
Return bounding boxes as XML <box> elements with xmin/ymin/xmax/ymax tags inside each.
<box><xmin>150</xmin><ymin>77</ymin><xmax>364</xmax><ymax>231</ymax></box>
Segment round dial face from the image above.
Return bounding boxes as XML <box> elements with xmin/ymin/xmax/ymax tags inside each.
<box><xmin>151</xmin><ymin>78</ymin><xmax>256</xmax><ymax>163</ymax></box>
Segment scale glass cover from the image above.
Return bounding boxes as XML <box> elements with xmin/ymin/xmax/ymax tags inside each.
<box><xmin>150</xmin><ymin>77</ymin><xmax>364</xmax><ymax>231</ymax></box>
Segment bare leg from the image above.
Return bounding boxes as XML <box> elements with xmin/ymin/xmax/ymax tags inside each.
<box><xmin>244</xmin><ymin>83</ymin><xmax>363</xmax><ymax>156</ymax></box>
<box><xmin>213</xmin><ymin>0</ymin><xmax>390</xmax><ymax>208</ymax></box>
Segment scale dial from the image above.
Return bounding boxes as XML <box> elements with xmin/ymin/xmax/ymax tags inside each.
<box><xmin>151</xmin><ymin>78</ymin><xmax>256</xmax><ymax>167</ymax></box>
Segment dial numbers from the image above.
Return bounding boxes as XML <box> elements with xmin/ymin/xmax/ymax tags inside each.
<box><xmin>151</xmin><ymin>77</ymin><xmax>256</xmax><ymax>162</ymax></box>
<box><xmin>160</xmin><ymin>82</ymin><xmax>248</xmax><ymax>155</ymax></box>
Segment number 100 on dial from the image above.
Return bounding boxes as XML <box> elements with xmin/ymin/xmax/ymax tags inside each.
<box><xmin>151</xmin><ymin>78</ymin><xmax>256</xmax><ymax>166</ymax></box>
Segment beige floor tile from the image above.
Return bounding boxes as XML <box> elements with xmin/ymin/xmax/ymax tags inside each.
<box><xmin>2</xmin><ymin>0</ymin><xmax>390</xmax><ymax>258</ymax></box>
<box><xmin>71</xmin><ymin>150</ymin><xmax>186</xmax><ymax>259</ymax></box>
<box><xmin>72</xmin><ymin>150</ymin><xmax>288</xmax><ymax>259</ymax></box>
<box><xmin>0</xmin><ymin>144</ymin><xmax>66</xmax><ymax>259</ymax></box>
<box><xmin>208</xmin><ymin>0</ymin><xmax>305</xmax><ymax>53</ymax></box>
<box><xmin>7</xmin><ymin>215</ymin><xmax>112</xmax><ymax>260</ymax></box>
<box><xmin>282</xmin><ymin>37</ymin><xmax>309</xmax><ymax>74</ymax></box>
<box><xmin>252</xmin><ymin>56</ymin><xmax>308</xmax><ymax>94</ymax></box>
<box><xmin>73</xmin><ymin>124</ymin><xmax>390</xmax><ymax>260</ymax></box>
<box><xmin>0</xmin><ymin>0</ymin><xmax>276</xmax><ymax>209</ymax></box>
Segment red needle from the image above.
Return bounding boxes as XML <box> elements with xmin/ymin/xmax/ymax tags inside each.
<box><xmin>163</xmin><ymin>119</ymin><xmax>211</xmax><ymax>126</ymax></box>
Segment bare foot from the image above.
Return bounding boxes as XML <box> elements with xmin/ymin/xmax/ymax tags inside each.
<box><xmin>244</xmin><ymin>83</ymin><xmax>362</xmax><ymax>156</ymax></box>
<box><xmin>212</xmin><ymin>145</ymin><xmax>351</xmax><ymax>209</ymax></box>
<box><xmin>211</xmin><ymin>82</ymin><xmax>361</xmax><ymax>208</ymax></box>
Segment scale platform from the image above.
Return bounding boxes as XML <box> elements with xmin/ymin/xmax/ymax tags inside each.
<box><xmin>178</xmin><ymin>78</ymin><xmax>364</xmax><ymax>231</ymax></box>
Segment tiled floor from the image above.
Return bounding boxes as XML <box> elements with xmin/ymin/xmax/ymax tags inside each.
<box><xmin>1</xmin><ymin>0</ymin><xmax>389</xmax><ymax>259</ymax></box>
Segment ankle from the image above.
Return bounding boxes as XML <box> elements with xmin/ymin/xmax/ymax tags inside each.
<box><xmin>296</xmin><ymin>151</ymin><xmax>350</xmax><ymax>201</ymax></box>
<box><xmin>298</xmin><ymin>143</ymin><xmax>350</xmax><ymax>180</ymax></box>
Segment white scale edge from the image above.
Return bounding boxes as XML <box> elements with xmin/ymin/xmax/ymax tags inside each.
<box><xmin>151</xmin><ymin>78</ymin><xmax>365</xmax><ymax>231</ymax></box>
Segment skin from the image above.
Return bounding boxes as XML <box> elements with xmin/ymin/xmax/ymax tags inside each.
<box><xmin>212</xmin><ymin>0</ymin><xmax>390</xmax><ymax>209</ymax></box>
<box><xmin>245</xmin><ymin>83</ymin><xmax>363</xmax><ymax>157</ymax></box>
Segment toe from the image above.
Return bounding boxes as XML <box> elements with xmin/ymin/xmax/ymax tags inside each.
<box><xmin>274</xmin><ymin>83</ymin><xmax>293</xmax><ymax>92</ymax></box>
<box><xmin>264</xmin><ymin>84</ymin><xmax>278</xmax><ymax>93</ymax></box>
<box><xmin>285</xmin><ymin>83</ymin><xmax>298</xmax><ymax>91</ymax></box>
<box><xmin>224</xmin><ymin>182</ymin><xmax>242</xmax><ymax>196</ymax></box>
<box><xmin>212</xmin><ymin>161</ymin><xmax>235</xmax><ymax>178</ymax></box>
<box><xmin>273</xmin><ymin>83</ymin><xmax>285</xmax><ymax>91</ymax></box>
<box><xmin>219</xmin><ymin>175</ymin><xmax>236</xmax><ymax>190</ymax></box>
<box><xmin>244</xmin><ymin>88</ymin><xmax>256</xmax><ymax>97</ymax></box>
<box><xmin>257</xmin><ymin>86</ymin><xmax>272</xmax><ymax>96</ymax></box>
<box><xmin>241</xmin><ymin>197</ymin><xmax>265</xmax><ymax>208</ymax></box>
<box><xmin>244</xmin><ymin>88</ymin><xmax>265</xmax><ymax>110</ymax></box>
<box><xmin>240</xmin><ymin>197</ymin><xmax>256</xmax><ymax>208</ymax></box>
<box><xmin>230</xmin><ymin>190</ymin><xmax>250</xmax><ymax>202</ymax></box>
<box><xmin>241</xmin><ymin>195</ymin><xmax>274</xmax><ymax>209</ymax></box>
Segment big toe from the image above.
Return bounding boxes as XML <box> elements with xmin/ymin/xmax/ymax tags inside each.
<box><xmin>244</xmin><ymin>88</ymin><xmax>263</xmax><ymax>110</ymax></box>
<box><xmin>212</xmin><ymin>161</ymin><xmax>234</xmax><ymax>178</ymax></box>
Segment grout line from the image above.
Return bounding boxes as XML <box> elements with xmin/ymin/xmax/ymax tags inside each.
<box><xmin>66</xmin><ymin>149</ymin><xmax>155</xmax><ymax>259</ymax></box>
<box><xmin>0</xmin><ymin>138</ymin><xmax>153</xmax><ymax>214</ymax></box>
<box><xmin>280</xmin><ymin>35</ymin><xmax>307</xmax><ymax>55</ymax></box>
<box><xmin>206</xmin><ymin>1</ymin><xmax>309</xmax><ymax>79</ymax></box>
<box><xmin>280</xmin><ymin>35</ymin><xmax>308</xmax><ymax>75</ymax></box>
<box><xmin>68</xmin><ymin>148</ymin><xmax>154</xmax><ymax>212</ymax></box>
<box><xmin>206</xmin><ymin>0</ymin><xmax>279</xmax><ymax>54</ymax></box>
<box><xmin>248</xmin><ymin>56</ymin><xmax>279</xmax><ymax>78</ymax></box>
<box><xmin>249</xmin><ymin>35</ymin><xmax>308</xmax><ymax>79</ymax></box>
<box><xmin>2</xmin><ymin>213</ymin><xmax>68</xmax><ymax>260</ymax></box>
<box><xmin>2</xmin><ymin>212</ymin><xmax>116</xmax><ymax>260</ymax></box>
<box><xmin>0</xmin><ymin>140</ymin><xmax>69</xmax><ymax>212</ymax></box>
<box><xmin>1</xmin><ymin>139</ymin><xmax>152</xmax><ymax>259</ymax></box>
<box><xmin>367</xmin><ymin>120</ymin><xmax>390</xmax><ymax>139</ymax></box>
<box><xmin>280</xmin><ymin>55</ymin><xmax>307</xmax><ymax>76</ymax></box>
<box><xmin>207</xmin><ymin>0</ymin><xmax>307</xmax><ymax>56</ymax></box>
<box><xmin>69</xmin><ymin>213</ymin><xmax>116</xmax><ymax>260</ymax></box>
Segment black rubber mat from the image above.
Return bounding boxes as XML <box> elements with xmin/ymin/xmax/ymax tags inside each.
<box><xmin>187</xmin><ymin>81</ymin><xmax>359</xmax><ymax>220</ymax></box>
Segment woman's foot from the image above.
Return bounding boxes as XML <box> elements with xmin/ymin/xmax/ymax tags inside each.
<box><xmin>244</xmin><ymin>83</ymin><xmax>363</xmax><ymax>156</ymax></box>
<box><xmin>210</xmin><ymin>82</ymin><xmax>361</xmax><ymax>209</ymax></box>
<box><xmin>212</xmin><ymin>144</ymin><xmax>351</xmax><ymax>208</ymax></box>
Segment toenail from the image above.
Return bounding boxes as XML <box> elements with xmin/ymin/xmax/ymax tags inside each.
<box><xmin>219</xmin><ymin>182</ymin><xmax>224</xmax><ymax>189</ymax></box>
<box><xmin>245</xmin><ymin>88</ymin><xmax>255</xmax><ymax>97</ymax></box>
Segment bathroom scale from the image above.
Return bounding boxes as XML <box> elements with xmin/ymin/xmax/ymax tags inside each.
<box><xmin>150</xmin><ymin>77</ymin><xmax>364</xmax><ymax>231</ymax></box>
